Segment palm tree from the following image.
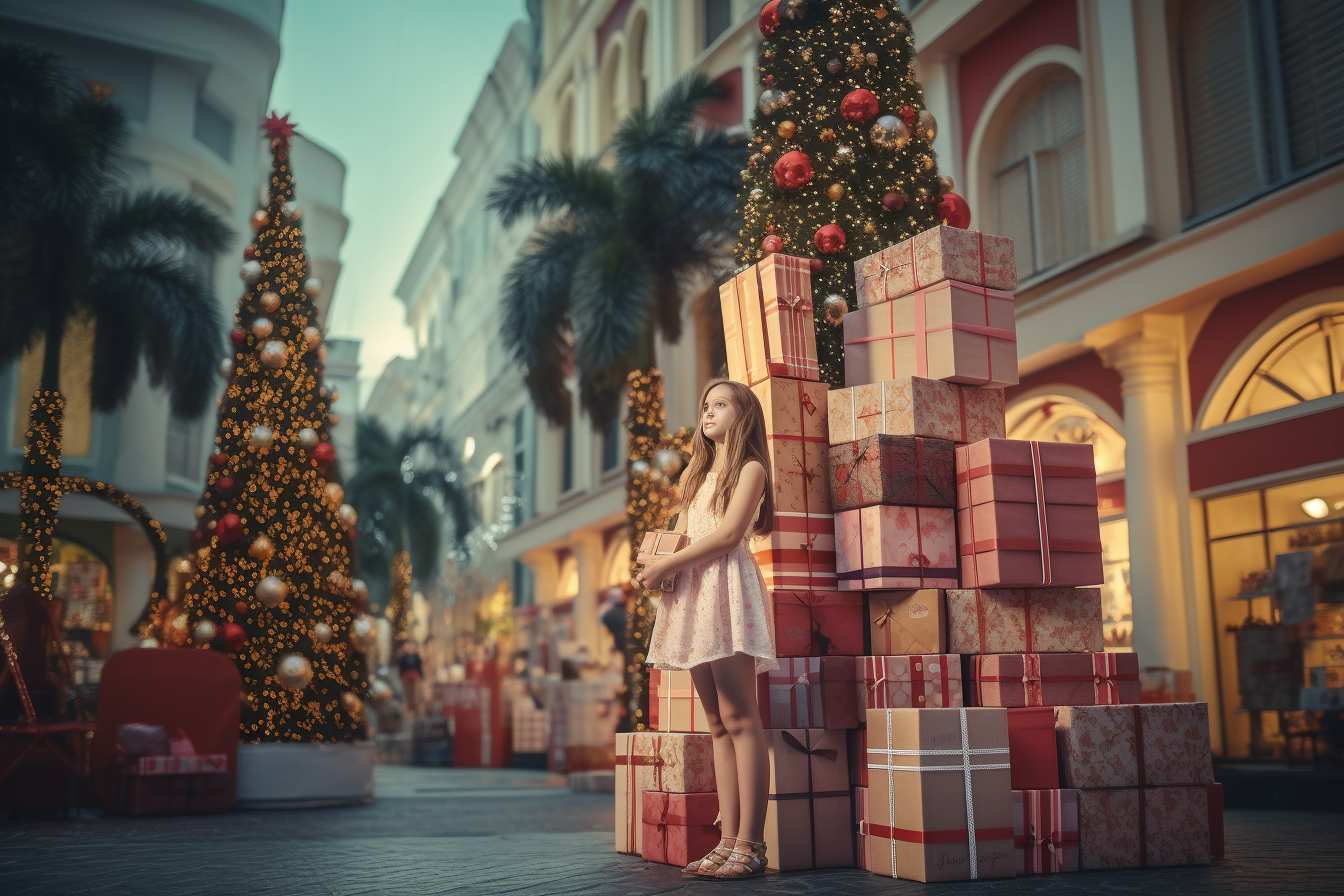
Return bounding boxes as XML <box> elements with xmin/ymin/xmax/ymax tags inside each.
<box><xmin>345</xmin><ymin>419</ymin><xmax>478</xmax><ymax>614</ymax></box>
<box><xmin>486</xmin><ymin>73</ymin><xmax>747</xmax><ymax>426</ymax></box>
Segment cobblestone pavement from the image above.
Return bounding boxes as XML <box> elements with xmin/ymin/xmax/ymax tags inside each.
<box><xmin>2</xmin><ymin>765</ymin><xmax>1341</xmax><ymax>896</ymax></box>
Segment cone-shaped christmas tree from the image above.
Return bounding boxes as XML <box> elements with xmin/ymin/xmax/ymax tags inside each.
<box><xmin>737</xmin><ymin>0</ymin><xmax>946</xmax><ymax>387</ymax></box>
<box><xmin>175</xmin><ymin>112</ymin><xmax>370</xmax><ymax>743</ymax></box>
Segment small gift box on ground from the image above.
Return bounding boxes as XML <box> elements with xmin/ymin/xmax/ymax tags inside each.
<box><xmin>754</xmin><ymin>377</ymin><xmax>831</xmax><ymax>515</ymax></box>
<box><xmin>1007</xmin><ymin>707</ymin><xmax>1060</xmax><ymax>791</ymax></box>
<box><xmin>865</xmin><ymin>589</ymin><xmax>946</xmax><ymax>656</ymax></box>
<box><xmin>946</xmin><ymin>587</ymin><xmax>1103</xmax><ymax>654</ymax></box>
<box><xmin>722</xmin><ymin>253</ymin><xmax>820</xmax><ymax>384</ymax></box>
<box><xmin>861</xmin><ymin>655</ymin><xmax>963</xmax><ymax>714</ymax></box>
<box><xmin>757</xmin><ymin>656</ymin><xmax>861</xmax><ymax>729</ymax></box>
<box><xmin>1078</xmin><ymin>786</ymin><xmax>1210</xmax><ymax>869</ymax></box>
<box><xmin>764</xmin><ymin>728</ymin><xmax>853</xmax><ymax>870</ymax></box>
<box><xmin>955</xmin><ymin>439</ymin><xmax>1103</xmax><ymax>588</ymax></box>
<box><xmin>116</xmin><ymin>764</ymin><xmax>233</xmax><ymax>816</ymax></box>
<box><xmin>752</xmin><ymin>511</ymin><xmax>837</xmax><ymax>591</ymax></box>
<box><xmin>836</xmin><ymin>505</ymin><xmax>957</xmax><ymax>591</ymax></box>
<box><xmin>649</xmin><ymin>670</ymin><xmax>710</xmax><ymax>733</ymax></box>
<box><xmin>843</xmin><ymin>280</ymin><xmax>1018</xmax><ymax>388</ymax></box>
<box><xmin>1013</xmin><ymin>788</ymin><xmax>1079</xmax><ymax>874</ymax></box>
<box><xmin>615</xmin><ymin>732</ymin><xmax>716</xmax><ymax>855</ymax></box>
<box><xmin>828</xmin><ymin>434</ymin><xmax>955</xmax><ymax>511</ymax></box>
<box><xmin>770</xmin><ymin>590</ymin><xmax>864</xmax><ymax>657</ymax></box>
<box><xmin>1055</xmin><ymin>702</ymin><xmax>1214</xmax><ymax>790</ymax></box>
<box><xmin>855</xmin><ymin>785</ymin><xmax>871</xmax><ymax>872</ymax></box>
<box><xmin>970</xmin><ymin>653</ymin><xmax>1140</xmax><ymax>707</ymax></box>
<box><xmin>866</xmin><ymin>706</ymin><xmax>1016</xmax><ymax>882</ymax></box>
<box><xmin>640</xmin><ymin>790</ymin><xmax>720</xmax><ymax>866</ymax></box>
<box><xmin>828</xmin><ymin>377</ymin><xmax>1005</xmax><ymax>445</ymax></box>
<box><xmin>854</xmin><ymin>226</ymin><xmax>1017</xmax><ymax>309</ymax></box>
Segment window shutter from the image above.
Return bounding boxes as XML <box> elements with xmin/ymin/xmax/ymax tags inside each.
<box><xmin>994</xmin><ymin>162</ymin><xmax>1036</xmax><ymax>276</ymax></box>
<box><xmin>1275</xmin><ymin>0</ymin><xmax>1344</xmax><ymax>170</ymax></box>
<box><xmin>1057</xmin><ymin>137</ymin><xmax>1090</xmax><ymax>265</ymax></box>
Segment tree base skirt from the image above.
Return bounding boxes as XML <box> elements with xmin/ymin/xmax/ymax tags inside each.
<box><xmin>235</xmin><ymin>741</ymin><xmax>375</xmax><ymax>809</ymax></box>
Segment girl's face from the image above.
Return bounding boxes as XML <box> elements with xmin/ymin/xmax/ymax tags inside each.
<box><xmin>700</xmin><ymin>384</ymin><xmax>739</xmax><ymax>444</ymax></box>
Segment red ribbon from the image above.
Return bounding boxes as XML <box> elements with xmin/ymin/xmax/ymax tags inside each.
<box><xmin>974</xmin><ymin>654</ymin><xmax>1138</xmax><ymax>705</ymax></box>
<box><xmin>974</xmin><ymin>590</ymin><xmax>1036</xmax><ymax>653</ymax></box>
<box><xmin>1017</xmin><ymin>789</ymin><xmax>1078</xmax><ymax>873</ymax></box>
<box><xmin>869</xmin><ymin>823</ymin><xmax>1015</xmax><ymax>844</ymax></box>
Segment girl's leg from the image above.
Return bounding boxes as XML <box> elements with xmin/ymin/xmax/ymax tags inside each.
<box><xmin>710</xmin><ymin>652</ymin><xmax>769</xmax><ymax>844</ymax></box>
<box><xmin>689</xmin><ymin>663</ymin><xmax>739</xmax><ymax>840</ymax></box>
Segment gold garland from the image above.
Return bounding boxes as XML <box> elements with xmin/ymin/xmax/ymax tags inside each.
<box><xmin>386</xmin><ymin>549</ymin><xmax>412</xmax><ymax>646</ymax></box>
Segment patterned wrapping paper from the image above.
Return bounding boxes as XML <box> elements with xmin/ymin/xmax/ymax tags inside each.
<box><xmin>640</xmin><ymin>790</ymin><xmax>721</xmax><ymax>866</ymax></box>
<box><xmin>855</xmin><ymin>785</ymin><xmax>871</xmax><ymax>871</ymax></box>
<box><xmin>770</xmin><ymin>590</ymin><xmax>864</xmax><ymax>657</ymax></box>
<box><xmin>753</xmin><ymin>377</ymin><xmax>831</xmax><ymax>515</ymax></box>
<box><xmin>1054</xmin><ymin>703</ymin><xmax>1215</xmax><ymax>790</ymax></box>
<box><xmin>970</xmin><ymin>653</ymin><xmax>1140</xmax><ymax>707</ymax></box>
<box><xmin>764</xmin><ymin>728</ymin><xmax>854</xmax><ymax>870</ymax></box>
<box><xmin>1007</xmin><ymin>707</ymin><xmax>1061</xmax><ymax>791</ymax></box>
<box><xmin>615</xmin><ymin>732</ymin><xmax>716</xmax><ymax>855</ymax></box>
<box><xmin>854</xmin><ymin>226</ymin><xmax>1017</xmax><ymax>308</ymax></box>
<box><xmin>1013</xmin><ymin>789</ymin><xmax>1080</xmax><ymax>874</ymax></box>
<box><xmin>860</xmin><ymin>655</ymin><xmax>964</xmax><ymax>714</ymax></box>
<box><xmin>719</xmin><ymin>275</ymin><xmax>751</xmax><ymax>384</ymax></box>
<box><xmin>865</xmin><ymin>589</ymin><xmax>947</xmax><ymax>656</ymax></box>
<box><xmin>843</xmin><ymin>280</ymin><xmax>1018</xmax><ymax>388</ymax></box>
<box><xmin>752</xmin><ymin>511</ymin><xmax>837</xmax><ymax>591</ymax></box>
<box><xmin>1235</xmin><ymin>625</ymin><xmax>1300</xmax><ymax>710</ymax></box>
<box><xmin>649</xmin><ymin>669</ymin><xmax>710</xmax><ymax>733</ymax></box>
<box><xmin>946</xmin><ymin>587</ymin><xmax>1104</xmax><ymax>654</ymax></box>
<box><xmin>828</xmin><ymin>377</ymin><xmax>1005</xmax><ymax>445</ymax></box>
<box><xmin>1078</xmin><ymin>786</ymin><xmax>1210</xmax><ymax>869</ymax></box>
<box><xmin>129</xmin><ymin>754</ymin><xmax>229</xmax><ymax>775</ymax></box>
<box><xmin>835</xmin><ymin>505</ymin><xmax>958</xmax><ymax>591</ymax></box>
<box><xmin>757</xmin><ymin>656</ymin><xmax>861</xmax><ymax>729</ymax></box>
<box><xmin>734</xmin><ymin>254</ymin><xmax>821</xmax><ymax>383</ymax></box>
<box><xmin>828</xmin><ymin>434</ymin><xmax>955</xmax><ymax>511</ymax></box>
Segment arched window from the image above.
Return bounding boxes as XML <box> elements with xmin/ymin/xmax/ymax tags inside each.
<box><xmin>992</xmin><ymin>68</ymin><xmax>1089</xmax><ymax>279</ymax></box>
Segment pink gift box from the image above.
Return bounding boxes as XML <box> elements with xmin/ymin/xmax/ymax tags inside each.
<box><xmin>835</xmin><ymin>505</ymin><xmax>958</xmax><ymax>591</ymax></box>
<box><xmin>757</xmin><ymin>656</ymin><xmax>861</xmax><ymax>728</ymax></box>
<box><xmin>854</xmin><ymin>226</ymin><xmax>1017</xmax><ymax>308</ymax></box>
<box><xmin>860</xmin><ymin>654</ymin><xmax>963</xmax><ymax>714</ymax></box>
<box><xmin>1013</xmin><ymin>788</ymin><xmax>1080</xmax><ymax>874</ymax></box>
<box><xmin>971</xmin><ymin>653</ymin><xmax>1140</xmax><ymax>707</ymax></box>
<box><xmin>641</xmin><ymin>790</ymin><xmax>721</xmax><ymax>866</ymax></box>
<box><xmin>752</xmin><ymin>511</ymin><xmax>837</xmax><ymax>591</ymax></box>
<box><xmin>729</xmin><ymin>254</ymin><xmax>820</xmax><ymax>384</ymax></box>
<box><xmin>1055</xmin><ymin>703</ymin><xmax>1215</xmax><ymax>790</ymax></box>
<box><xmin>946</xmin><ymin>587</ymin><xmax>1104</xmax><ymax>654</ymax></box>
<box><xmin>1078</xmin><ymin>786</ymin><xmax>1210</xmax><ymax>869</ymax></box>
<box><xmin>828</xmin><ymin>377</ymin><xmax>1005</xmax><ymax>444</ymax></box>
<box><xmin>754</xmin><ymin>377</ymin><xmax>831</xmax><ymax>515</ymax></box>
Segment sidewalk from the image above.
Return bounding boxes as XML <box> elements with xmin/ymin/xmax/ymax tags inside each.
<box><xmin>2</xmin><ymin>765</ymin><xmax>1341</xmax><ymax>895</ymax></box>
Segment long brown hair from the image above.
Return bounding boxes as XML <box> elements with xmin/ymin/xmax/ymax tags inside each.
<box><xmin>678</xmin><ymin>379</ymin><xmax>773</xmax><ymax>536</ymax></box>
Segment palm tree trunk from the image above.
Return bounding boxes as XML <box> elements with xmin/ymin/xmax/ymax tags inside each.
<box><xmin>15</xmin><ymin>314</ymin><xmax>66</xmax><ymax>597</ymax></box>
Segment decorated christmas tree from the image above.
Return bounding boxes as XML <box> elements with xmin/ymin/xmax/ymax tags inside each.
<box><xmin>172</xmin><ymin>113</ymin><xmax>372</xmax><ymax>743</ymax></box>
<box><xmin>738</xmin><ymin>0</ymin><xmax>956</xmax><ymax>387</ymax></box>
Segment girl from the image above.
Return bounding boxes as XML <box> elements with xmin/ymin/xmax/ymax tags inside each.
<box><xmin>635</xmin><ymin>378</ymin><xmax>776</xmax><ymax>880</ymax></box>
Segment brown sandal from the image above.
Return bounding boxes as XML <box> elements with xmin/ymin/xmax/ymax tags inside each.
<box><xmin>682</xmin><ymin>838</ymin><xmax>734</xmax><ymax>876</ymax></box>
<box><xmin>698</xmin><ymin>839</ymin><xmax>768</xmax><ymax>880</ymax></box>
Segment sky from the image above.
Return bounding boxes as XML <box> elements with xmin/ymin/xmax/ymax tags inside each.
<box><xmin>269</xmin><ymin>0</ymin><xmax>528</xmax><ymax>406</ymax></box>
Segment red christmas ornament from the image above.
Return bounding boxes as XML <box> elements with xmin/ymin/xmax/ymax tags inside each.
<box><xmin>235</xmin><ymin>601</ymin><xmax>249</xmax><ymax>615</ymax></box>
<box><xmin>216</xmin><ymin>476</ymin><xmax>238</xmax><ymax>498</ymax></box>
<box><xmin>209</xmin><ymin>452</ymin><xmax>229</xmax><ymax>468</ymax></box>
<box><xmin>243</xmin><ymin>245</ymin><xmax>255</xmax><ymax>261</ymax></box>
<box><xmin>809</xmin><ymin>258</ymin><xmax>824</xmax><ymax>273</ymax></box>
<box><xmin>216</xmin><ymin>513</ymin><xmax>244</xmax><ymax>545</ymax></box>
<box><xmin>937</xmin><ymin>191</ymin><xmax>972</xmax><ymax>229</ymax></box>
<box><xmin>762</xmin><ymin>234</ymin><xmax>784</xmax><ymax>254</ymax></box>
<box><xmin>899</xmin><ymin>105</ymin><xmax>917</xmax><ymax>127</ymax></box>
<box><xmin>313</xmin><ymin>442</ymin><xmax>336</xmax><ymax>465</ymax></box>
<box><xmin>759</xmin><ymin>0</ymin><xmax>780</xmax><ymax>37</ymax></box>
<box><xmin>773</xmin><ymin>150</ymin><xmax>813</xmax><ymax>190</ymax></box>
<box><xmin>230</xmin><ymin>329</ymin><xmax>246</xmax><ymax>346</ymax></box>
<box><xmin>840</xmin><ymin>88</ymin><xmax>879</xmax><ymax>123</ymax></box>
<box><xmin>814</xmin><ymin>223</ymin><xmax>846</xmax><ymax>254</ymax></box>
<box><xmin>882</xmin><ymin>191</ymin><xmax>906</xmax><ymax>212</ymax></box>
<box><xmin>221</xmin><ymin>622</ymin><xmax>249</xmax><ymax>652</ymax></box>
<box><xmin>191</xmin><ymin>528</ymin><xmax>206</xmax><ymax>547</ymax></box>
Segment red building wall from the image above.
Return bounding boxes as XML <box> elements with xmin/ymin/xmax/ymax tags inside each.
<box><xmin>1005</xmin><ymin>349</ymin><xmax>1124</xmax><ymax>419</ymax></box>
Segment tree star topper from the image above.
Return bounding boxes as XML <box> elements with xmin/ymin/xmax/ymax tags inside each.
<box><xmin>261</xmin><ymin>111</ymin><xmax>298</xmax><ymax>146</ymax></box>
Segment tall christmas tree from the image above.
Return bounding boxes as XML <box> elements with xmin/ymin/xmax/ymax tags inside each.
<box><xmin>738</xmin><ymin>0</ymin><xmax>948</xmax><ymax>387</ymax></box>
<box><xmin>174</xmin><ymin>112</ymin><xmax>371</xmax><ymax>743</ymax></box>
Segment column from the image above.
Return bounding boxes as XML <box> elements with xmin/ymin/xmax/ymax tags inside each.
<box><xmin>1088</xmin><ymin>314</ymin><xmax>1191</xmax><ymax>671</ymax></box>
<box><xmin>110</xmin><ymin>523</ymin><xmax>153</xmax><ymax>652</ymax></box>
<box><xmin>572</xmin><ymin>529</ymin><xmax>606</xmax><ymax>661</ymax></box>
<box><xmin>1084</xmin><ymin>0</ymin><xmax>1153</xmax><ymax>240</ymax></box>
<box><xmin>522</xmin><ymin>548</ymin><xmax>561</xmax><ymax>674</ymax></box>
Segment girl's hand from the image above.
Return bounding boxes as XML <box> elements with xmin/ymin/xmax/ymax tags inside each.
<box><xmin>634</xmin><ymin>553</ymin><xmax>677</xmax><ymax>591</ymax></box>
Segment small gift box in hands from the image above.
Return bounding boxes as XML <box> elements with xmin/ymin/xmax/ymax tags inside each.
<box><xmin>640</xmin><ymin>529</ymin><xmax>689</xmax><ymax>591</ymax></box>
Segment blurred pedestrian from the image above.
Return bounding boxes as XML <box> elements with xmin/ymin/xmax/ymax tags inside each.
<box><xmin>397</xmin><ymin>641</ymin><xmax>424</xmax><ymax>716</ymax></box>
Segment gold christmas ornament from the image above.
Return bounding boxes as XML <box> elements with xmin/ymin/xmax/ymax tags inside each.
<box><xmin>175</xmin><ymin>557</ymin><xmax>195</xmax><ymax>575</ymax></box>
<box><xmin>259</xmin><ymin>340</ymin><xmax>288</xmax><ymax>369</ymax></box>
<box><xmin>939</xmin><ymin>175</ymin><xmax>956</xmax><ymax>194</ymax></box>
<box><xmin>323</xmin><ymin>482</ymin><xmax>345</xmax><ymax>508</ymax></box>
<box><xmin>298</xmin><ymin>427</ymin><xmax>319</xmax><ymax>450</ymax></box>
<box><xmin>822</xmin><ymin>295</ymin><xmax>848</xmax><ymax>326</ymax></box>
<box><xmin>630</xmin><ymin>459</ymin><xmax>650</xmax><ymax>478</ymax></box>
<box><xmin>256</xmin><ymin>575</ymin><xmax>289</xmax><ymax>608</ymax></box>
<box><xmin>276</xmin><ymin>653</ymin><xmax>314</xmax><ymax>690</ymax></box>
<box><xmin>921</xmin><ymin>153</ymin><xmax>935</xmax><ymax>170</ymax></box>
<box><xmin>350</xmin><ymin>614</ymin><xmax>377</xmax><ymax>651</ymax></box>
<box><xmin>351</xmin><ymin>577</ymin><xmax>369</xmax><ymax>603</ymax></box>
<box><xmin>339</xmin><ymin>503</ymin><xmax>358</xmax><ymax>528</ymax></box>
<box><xmin>915</xmin><ymin>109</ymin><xmax>937</xmax><ymax>142</ymax></box>
<box><xmin>260</xmin><ymin>291</ymin><xmax>281</xmax><ymax>313</ymax></box>
<box><xmin>866</xmin><ymin>52</ymin><xmax>878</xmax><ymax>66</ymax></box>
<box><xmin>777</xmin><ymin>120</ymin><xmax>796</xmax><ymax>139</ymax></box>
<box><xmin>194</xmin><ymin>505</ymin><xmax>206</xmax><ymax>519</ymax></box>
<box><xmin>249</xmin><ymin>425</ymin><xmax>274</xmax><ymax>452</ymax></box>
<box><xmin>313</xmin><ymin>622</ymin><xmax>334</xmax><ymax>644</ymax></box>
<box><xmin>252</xmin><ymin>317</ymin><xmax>273</xmax><ymax>339</ymax></box>
<box><xmin>248</xmin><ymin>534</ymin><xmax>275</xmax><ymax>562</ymax></box>
<box><xmin>304</xmin><ymin>278</ymin><xmax>322</xmax><ymax>298</ymax></box>
<box><xmin>139</xmin><ymin>638</ymin><xmax>160</xmax><ymax>649</ymax></box>
<box><xmin>870</xmin><ymin>115</ymin><xmax>910</xmax><ymax>150</ymax></box>
<box><xmin>317</xmin><ymin>345</ymin><xmax>327</xmax><ymax>364</ymax></box>
<box><xmin>302</xmin><ymin>326</ymin><xmax>322</xmax><ymax>350</ymax></box>
<box><xmin>651</xmin><ymin>448</ymin><xmax>685</xmax><ymax>481</ymax></box>
<box><xmin>835</xmin><ymin>144</ymin><xmax>854</xmax><ymax>164</ymax></box>
<box><xmin>340</xmin><ymin>691</ymin><xmax>364</xmax><ymax>715</ymax></box>
<box><xmin>827</xmin><ymin>183</ymin><xmax>845</xmax><ymax>201</ymax></box>
<box><xmin>328</xmin><ymin>570</ymin><xmax>351</xmax><ymax>593</ymax></box>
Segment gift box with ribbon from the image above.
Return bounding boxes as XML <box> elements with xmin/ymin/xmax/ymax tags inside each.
<box><xmin>855</xmin><ymin>785</ymin><xmax>871</xmax><ymax>871</ymax></box>
<box><xmin>828</xmin><ymin>434</ymin><xmax>955</xmax><ymax>511</ymax></box>
<box><xmin>1006</xmin><ymin>707</ymin><xmax>1060</xmax><ymax>791</ymax></box>
<box><xmin>860</xmin><ymin>654</ymin><xmax>963</xmax><ymax>715</ymax></box>
<box><xmin>835</xmin><ymin>504</ymin><xmax>958</xmax><ymax>591</ymax></box>
<box><xmin>970</xmin><ymin>652</ymin><xmax>1140</xmax><ymax>707</ymax></box>
<box><xmin>640</xmin><ymin>790</ymin><xmax>721</xmax><ymax>866</ymax></box>
<box><xmin>946</xmin><ymin>587</ymin><xmax>1103</xmax><ymax>654</ymax></box>
<box><xmin>955</xmin><ymin>439</ymin><xmax>1104</xmax><ymax>588</ymax></box>
<box><xmin>770</xmin><ymin>590</ymin><xmax>864</xmax><ymax>657</ymax></box>
<box><xmin>854</xmin><ymin>226</ymin><xmax>1017</xmax><ymax>309</ymax></box>
<box><xmin>828</xmin><ymin>377</ymin><xmax>1005</xmax><ymax>445</ymax></box>
<box><xmin>764</xmin><ymin>728</ymin><xmax>854</xmax><ymax>870</ymax></box>
<box><xmin>754</xmin><ymin>377</ymin><xmax>831</xmax><ymax>515</ymax></box>
<box><xmin>1078</xmin><ymin>786</ymin><xmax>1211</xmax><ymax>869</ymax></box>
<box><xmin>756</xmin><ymin>656</ymin><xmax>861</xmax><ymax>729</ymax></box>
<box><xmin>722</xmin><ymin>253</ymin><xmax>820</xmax><ymax>385</ymax></box>
<box><xmin>1055</xmin><ymin>702</ymin><xmax>1215</xmax><ymax>790</ymax></box>
<box><xmin>865</xmin><ymin>589</ymin><xmax>946</xmax><ymax>656</ymax></box>
<box><xmin>510</xmin><ymin>698</ymin><xmax>550</xmax><ymax>754</ymax></box>
<box><xmin>614</xmin><ymin>732</ymin><xmax>715</xmax><ymax>855</ymax></box>
<box><xmin>1013</xmin><ymin>788</ymin><xmax>1080</xmax><ymax>874</ymax></box>
<box><xmin>752</xmin><ymin>511</ymin><xmax>838</xmax><ymax>591</ymax></box>
<box><xmin>843</xmin><ymin>280</ymin><xmax>1018</xmax><ymax>388</ymax></box>
<box><xmin>865</xmin><ymin>706</ymin><xmax>1016</xmax><ymax>882</ymax></box>
<box><xmin>649</xmin><ymin>669</ymin><xmax>710</xmax><ymax>733</ymax></box>
<box><xmin>447</xmin><ymin>681</ymin><xmax>505</xmax><ymax>768</ymax></box>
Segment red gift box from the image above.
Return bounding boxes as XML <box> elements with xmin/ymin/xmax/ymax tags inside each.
<box><xmin>1007</xmin><ymin>707</ymin><xmax>1060</xmax><ymax>790</ymax></box>
<box><xmin>828</xmin><ymin>434</ymin><xmax>955</xmax><ymax>511</ymax></box>
<box><xmin>1207</xmin><ymin>782</ymin><xmax>1224</xmax><ymax>859</ymax></box>
<box><xmin>860</xmin><ymin>654</ymin><xmax>963</xmax><ymax>713</ymax></box>
<box><xmin>770</xmin><ymin>590</ymin><xmax>864</xmax><ymax>657</ymax></box>
<box><xmin>955</xmin><ymin>439</ymin><xmax>1103</xmax><ymax>588</ymax></box>
<box><xmin>835</xmin><ymin>505</ymin><xmax>958</xmax><ymax>591</ymax></box>
<box><xmin>444</xmin><ymin>681</ymin><xmax>505</xmax><ymax>768</ymax></box>
<box><xmin>641</xmin><ymin>790</ymin><xmax>721</xmax><ymax>866</ymax></box>
<box><xmin>757</xmin><ymin>656</ymin><xmax>860</xmax><ymax>729</ymax></box>
<box><xmin>972</xmin><ymin>653</ymin><xmax>1140</xmax><ymax>707</ymax></box>
<box><xmin>1013</xmin><ymin>788</ymin><xmax>1080</xmax><ymax>874</ymax></box>
<box><xmin>1078</xmin><ymin>786</ymin><xmax>1210</xmax><ymax>869</ymax></box>
<box><xmin>752</xmin><ymin>511</ymin><xmax>837</xmax><ymax>591</ymax></box>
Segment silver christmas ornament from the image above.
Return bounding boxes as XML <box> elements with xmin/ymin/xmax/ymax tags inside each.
<box><xmin>835</xmin><ymin>143</ymin><xmax>854</xmax><ymax>164</ymax></box>
<box><xmin>240</xmin><ymin>260</ymin><xmax>263</xmax><ymax>285</ymax></box>
<box><xmin>351</xmin><ymin>578</ymin><xmax>369</xmax><ymax>602</ymax></box>
<box><xmin>298</xmin><ymin>427</ymin><xmax>319</xmax><ymax>450</ymax></box>
<box><xmin>870</xmin><ymin>115</ymin><xmax>910</xmax><ymax>151</ymax></box>
<box><xmin>652</xmin><ymin>448</ymin><xmax>685</xmax><ymax>481</ymax></box>
<box><xmin>249</xmin><ymin>425</ymin><xmax>274</xmax><ymax>452</ymax></box>
<box><xmin>302</xmin><ymin>326</ymin><xmax>322</xmax><ymax>350</ymax></box>
<box><xmin>303</xmin><ymin>278</ymin><xmax>322</xmax><ymax>298</ymax></box>
<box><xmin>192</xmin><ymin>620</ymin><xmax>217</xmax><ymax>644</ymax></box>
<box><xmin>631</xmin><ymin>459</ymin><xmax>650</xmax><ymax>478</ymax></box>
<box><xmin>256</xmin><ymin>575</ymin><xmax>289</xmax><ymax>608</ymax></box>
<box><xmin>252</xmin><ymin>317</ymin><xmax>273</xmax><ymax>339</ymax></box>
<box><xmin>915</xmin><ymin>109</ymin><xmax>937</xmax><ymax>142</ymax></box>
<box><xmin>276</xmin><ymin>653</ymin><xmax>314</xmax><ymax>690</ymax></box>
<box><xmin>259</xmin><ymin>340</ymin><xmax>288</xmax><ymax>369</ymax></box>
<box><xmin>758</xmin><ymin>89</ymin><xmax>787</xmax><ymax>115</ymax></box>
<box><xmin>281</xmin><ymin>201</ymin><xmax>302</xmax><ymax>221</ymax></box>
<box><xmin>313</xmin><ymin>622</ymin><xmax>334</xmax><ymax>644</ymax></box>
<box><xmin>219</xmin><ymin>357</ymin><xmax>235</xmax><ymax>378</ymax></box>
<box><xmin>822</xmin><ymin>294</ymin><xmax>848</xmax><ymax>326</ymax></box>
<box><xmin>369</xmin><ymin>679</ymin><xmax>393</xmax><ymax>704</ymax></box>
<box><xmin>339</xmin><ymin>504</ymin><xmax>358</xmax><ymax>528</ymax></box>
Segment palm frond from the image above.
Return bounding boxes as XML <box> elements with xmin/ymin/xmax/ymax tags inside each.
<box><xmin>612</xmin><ymin>72</ymin><xmax>721</xmax><ymax>151</ymax></box>
<box><xmin>0</xmin><ymin>43</ymin><xmax>81</xmax><ymax>115</ymax></box>
<box><xmin>92</xmin><ymin>190</ymin><xmax>233</xmax><ymax>257</ymax></box>
<box><xmin>404</xmin><ymin>488</ymin><xmax>444</xmax><ymax>575</ymax></box>
<box><xmin>570</xmin><ymin>234</ymin><xmax>654</xmax><ymax>374</ymax></box>
<box><xmin>486</xmin><ymin>155</ymin><xmax>616</xmax><ymax>228</ymax></box>
<box><xmin>88</xmin><ymin>297</ymin><xmax>144</xmax><ymax>410</ymax></box>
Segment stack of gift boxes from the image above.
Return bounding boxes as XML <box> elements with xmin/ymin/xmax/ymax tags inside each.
<box><xmin>614</xmin><ymin>225</ymin><xmax>1223</xmax><ymax>880</ymax></box>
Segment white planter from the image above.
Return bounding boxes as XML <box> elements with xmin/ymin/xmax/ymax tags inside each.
<box><xmin>235</xmin><ymin>741</ymin><xmax>375</xmax><ymax>809</ymax></box>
